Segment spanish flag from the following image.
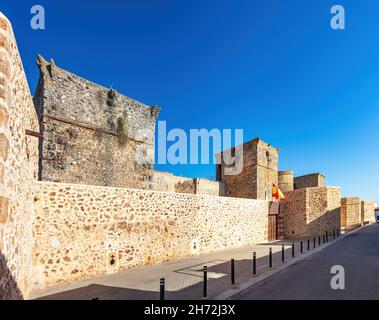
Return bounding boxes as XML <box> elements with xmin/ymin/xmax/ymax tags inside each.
<box><xmin>272</xmin><ymin>183</ymin><xmax>286</xmax><ymax>200</ymax></box>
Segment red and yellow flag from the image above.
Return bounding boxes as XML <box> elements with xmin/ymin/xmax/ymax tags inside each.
<box><xmin>272</xmin><ymin>183</ymin><xmax>286</xmax><ymax>200</ymax></box>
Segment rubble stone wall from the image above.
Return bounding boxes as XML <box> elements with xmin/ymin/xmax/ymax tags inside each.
<box><xmin>282</xmin><ymin>187</ymin><xmax>341</xmax><ymax>238</ymax></box>
<box><xmin>33</xmin><ymin>57</ymin><xmax>159</xmax><ymax>190</ymax></box>
<box><xmin>294</xmin><ymin>173</ymin><xmax>325</xmax><ymax>190</ymax></box>
<box><xmin>0</xmin><ymin>13</ymin><xmax>39</xmax><ymax>300</ymax></box>
<box><xmin>361</xmin><ymin>201</ymin><xmax>376</xmax><ymax>223</ymax></box>
<box><xmin>32</xmin><ymin>181</ymin><xmax>268</xmax><ymax>288</ymax></box>
<box><xmin>341</xmin><ymin>197</ymin><xmax>362</xmax><ymax>229</ymax></box>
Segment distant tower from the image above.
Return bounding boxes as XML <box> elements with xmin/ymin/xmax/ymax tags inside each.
<box><xmin>216</xmin><ymin>138</ymin><xmax>279</xmax><ymax>200</ymax></box>
<box><xmin>278</xmin><ymin>171</ymin><xmax>294</xmax><ymax>192</ymax></box>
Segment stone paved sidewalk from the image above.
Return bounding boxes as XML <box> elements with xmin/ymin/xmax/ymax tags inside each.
<box><xmin>30</xmin><ymin>234</ymin><xmax>341</xmax><ymax>300</ymax></box>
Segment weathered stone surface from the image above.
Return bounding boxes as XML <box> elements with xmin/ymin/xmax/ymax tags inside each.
<box><xmin>341</xmin><ymin>197</ymin><xmax>362</xmax><ymax>229</ymax></box>
<box><xmin>282</xmin><ymin>187</ymin><xmax>341</xmax><ymax>238</ymax></box>
<box><xmin>278</xmin><ymin>171</ymin><xmax>294</xmax><ymax>192</ymax></box>
<box><xmin>0</xmin><ymin>196</ymin><xmax>9</xmax><ymax>223</ymax></box>
<box><xmin>152</xmin><ymin>171</ymin><xmax>225</xmax><ymax>196</ymax></box>
<box><xmin>33</xmin><ymin>57</ymin><xmax>160</xmax><ymax>190</ymax></box>
<box><xmin>217</xmin><ymin>138</ymin><xmax>279</xmax><ymax>200</ymax></box>
<box><xmin>0</xmin><ymin>133</ymin><xmax>9</xmax><ymax>160</ymax></box>
<box><xmin>0</xmin><ymin>12</ymin><xmax>39</xmax><ymax>300</ymax></box>
<box><xmin>361</xmin><ymin>200</ymin><xmax>376</xmax><ymax>224</ymax></box>
<box><xmin>32</xmin><ymin>181</ymin><xmax>269</xmax><ymax>288</ymax></box>
<box><xmin>294</xmin><ymin>173</ymin><xmax>325</xmax><ymax>190</ymax></box>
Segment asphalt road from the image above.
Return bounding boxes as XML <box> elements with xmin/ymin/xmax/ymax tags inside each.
<box><xmin>233</xmin><ymin>223</ymin><xmax>379</xmax><ymax>300</ymax></box>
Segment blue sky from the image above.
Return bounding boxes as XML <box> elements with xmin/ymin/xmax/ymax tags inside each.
<box><xmin>1</xmin><ymin>1</ymin><xmax>379</xmax><ymax>203</ymax></box>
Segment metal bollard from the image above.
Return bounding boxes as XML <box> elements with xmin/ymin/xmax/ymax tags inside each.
<box><xmin>318</xmin><ymin>236</ymin><xmax>321</xmax><ymax>246</ymax></box>
<box><xmin>323</xmin><ymin>235</ymin><xmax>325</xmax><ymax>244</ymax></box>
<box><xmin>269</xmin><ymin>248</ymin><xmax>272</xmax><ymax>268</ymax></box>
<box><xmin>333</xmin><ymin>229</ymin><xmax>336</xmax><ymax>239</ymax></box>
<box><xmin>337</xmin><ymin>228</ymin><xmax>339</xmax><ymax>238</ymax></box>
<box><xmin>292</xmin><ymin>242</ymin><xmax>295</xmax><ymax>258</ymax></box>
<box><xmin>313</xmin><ymin>237</ymin><xmax>316</xmax><ymax>248</ymax></box>
<box><xmin>300</xmin><ymin>241</ymin><xmax>303</xmax><ymax>254</ymax></box>
<box><xmin>253</xmin><ymin>252</ymin><xmax>256</xmax><ymax>275</ymax></box>
<box><xmin>326</xmin><ymin>231</ymin><xmax>329</xmax><ymax>242</ymax></box>
<box><xmin>203</xmin><ymin>266</ymin><xmax>207</xmax><ymax>298</ymax></box>
<box><xmin>282</xmin><ymin>244</ymin><xmax>285</xmax><ymax>262</ymax></box>
<box><xmin>231</xmin><ymin>259</ymin><xmax>235</xmax><ymax>285</ymax></box>
<box><xmin>307</xmin><ymin>239</ymin><xmax>310</xmax><ymax>251</ymax></box>
<box><xmin>160</xmin><ymin>278</ymin><xmax>165</xmax><ymax>300</ymax></box>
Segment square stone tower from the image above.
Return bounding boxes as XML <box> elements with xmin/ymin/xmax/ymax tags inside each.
<box><xmin>216</xmin><ymin>138</ymin><xmax>279</xmax><ymax>200</ymax></box>
<box><xmin>33</xmin><ymin>55</ymin><xmax>160</xmax><ymax>189</ymax></box>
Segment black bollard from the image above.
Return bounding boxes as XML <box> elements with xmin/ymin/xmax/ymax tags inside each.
<box><xmin>253</xmin><ymin>252</ymin><xmax>256</xmax><ymax>275</ymax></box>
<box><xmin>323</xmin><ymin>235</ymin><xmax>325</xmax><ymax>244</ymax></box>
<box><xmin>300</xmin><ymin>241</ymin><xmax>303</xmax><ymax>254</ymax></box>
<box><xmin>326</xmin><ymin>231</ymin><xmax>329</xmax><ymax>242</ymax></box>
<box><xmin>337</xmin><ymin>228</ymin><xmax>339</xmax><ymax>238</ymax></box>
<box><xmin>318</xmin><ymin>236</ymin><xmax>321</xmax><ymax>246</ymax></box>
<box><xmin>313</xmin><ymin>237</ymin><xmax>316</xmax><ymax>248</ymax></box>
<box><xmin>333</xmin><ymin>229</ymin><xmax>336</xmax><ymax>239</ymax></box>
<box><xmin>307</xmin><ymin>239</ymin><xmax>310</xmax><ymax>251</ymax></box>
<box><xmin>282</xmin><ymin>244</ymin><xmax>285</xmax><ymax>262</ymax></box>
<box><xmin>292</xmin><ymin>242</ymin><xmax>295</xmax><ymax>258</ymax></box>
<box><xmin>160</xmin><ymin>278</ymin><xmax>165</xmax><ymax>300</ymax></box>
<box><xmin>269</xmin><ymin>248</ymin><xmax>272</xmax><ymax>268</ymax></box>
<box><xmin>231</xmin><ymin>259</ymin><xmax>235</xmax><ymax>285</ymax></box>
<box><xmin>203</xmin><ymin>266</ymin><xmax>207</xmax><ymax>298</ymax></box>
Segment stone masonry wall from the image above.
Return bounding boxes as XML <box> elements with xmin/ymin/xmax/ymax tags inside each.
<box><xmin>282</xmin><ymin>187</ymin><xmax>341</xmax><ymax>238</ymax></box>
<box><xmin>294</xmin><ymin>173</ymin><xmax>325</xmax><ymax>190</ymax></box>
<box><xmin>219</xmin><ymin>138</ymin><xmax>279</xmax><ymax>200</ymax></box>
<box><xmin>341</xmin><ymin>197</ymin><xmax>362</xmax><ymax>229</ymax></box>
<box><xmin>32</xmin><ymin>181</ymin><xmax>268</xmax><ymax>288</ymax></box>
<box><xmin>361</xmin><ymin>201</ymin><xmax>376</xmax><ymax>224</ymax></box>
<box><xmin>278</xmin><ymin>171</ymin><xmax>294</xmax><ymax>192</ymax></box>
<box><xmin>33</xmin><ymin>56</ymin><xmax>159</xmax><ymax>189</ymax></box>
<box><xmin>152</xmin><ymin>171</ymin><xmax>224</xmax><ymax>196</ymax></box>
<box><xmin>0</xmin><ymin>13</ymin><xmax>39</xmax><ymax>300</ymax></box>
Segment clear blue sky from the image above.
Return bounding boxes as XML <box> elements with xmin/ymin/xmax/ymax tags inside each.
<box><xmin>2</xmin><ymin>1</ymin><xmax>378</xmax><ymax>203</ymax></box>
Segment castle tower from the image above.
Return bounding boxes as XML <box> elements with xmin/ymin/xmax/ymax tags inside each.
<box><xmin>278</xmin><ymin>170</ymin><xmax>294</xmax><ymax>192</ymax></box>
<box><xmin>33</xmin><ymin>55</ymin><xmax>160</xmax><ymax>189</ymax></box>
<box><xmin>216</xmin><ymin>138</ymin><xmax>279</xmax><ymax>200</ymax></box>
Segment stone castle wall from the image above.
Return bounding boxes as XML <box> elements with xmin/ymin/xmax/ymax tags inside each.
<box><xmin>32</xmin><ymin>181</ymin><xmax>268</xmax><ymax>288</ymax></box>
<box><xmin>278</xmin><ymin>171</ymin><xmax>294</xmax><ymax>192</ymax></box>
<box><xmin>294</xmin><ymin>173</ymin><xmax>325</xmax><ymax>190</ymax></box>
<box><xmin>361</xmin><ymin>201</ymin><xmax>376</xmax><ymax>224</ymax></box>
<box><xmin>282</xmin><ymin>187</ymin><xmax>341</xmax><ymax>238</ymax></box>
<box><xmin>33</xmin><ymin>57</ymin><xmax>159</xmax><ymax>189</ymax></box>
<box><xmin>0</xmin><ymin>13</ymin><xmax>39</xmax><ymax>299</ymax></box>
<box><xmin>341</xmin><ymin>197</ymin><xmax>362</xmax><ymax>229</ymax></box>
<box><xmin>152</xmin><ymin>171</ymin><xmax>224</xmax><ymax>196</ymax></box>
<box><xmin>219</xmin><ymin>138</ymin><xmax>279</xmax><ymax>200</ymax></box>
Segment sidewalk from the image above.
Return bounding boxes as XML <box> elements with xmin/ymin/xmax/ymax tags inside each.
<box><xmin>30</xmin><ymin>233</ymin><xmax>343</xmax><ymax>300</ymax></box>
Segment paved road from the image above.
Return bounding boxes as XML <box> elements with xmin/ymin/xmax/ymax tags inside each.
<box><xmin>233</xmin><ymin>223</ymin><xmax>379</xmax><ymax>300</ymax></box>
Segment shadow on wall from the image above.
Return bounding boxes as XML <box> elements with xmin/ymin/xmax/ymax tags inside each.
<box><xmin>0</xmin><ymin>251</ymin><xmax>23</xmax><ymax>300</ymax></box>
<box><xmin>284</xmin><ymin>207</ymin><xmax>342</xmax><ymax>239</ymax></box>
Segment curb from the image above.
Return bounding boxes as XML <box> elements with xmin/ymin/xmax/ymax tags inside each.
<box><xmin>212</xmin><ymin>224</ymin><xmax>369</xmax><ymax>300</ymax></box>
